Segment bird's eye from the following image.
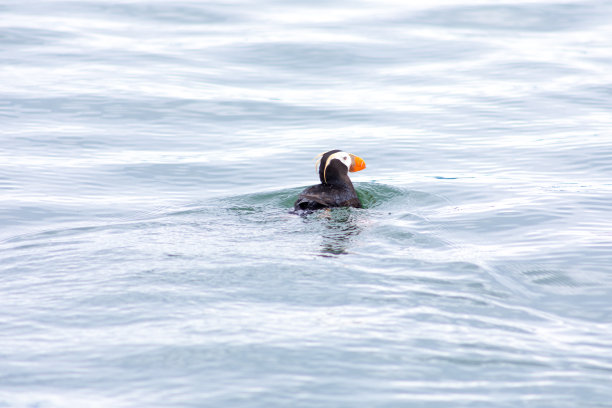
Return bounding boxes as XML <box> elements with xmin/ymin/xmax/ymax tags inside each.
<box><xmin>343</xmin><ymin>156</ymin><xmax>347</xmax><ymax>160</ymax></box>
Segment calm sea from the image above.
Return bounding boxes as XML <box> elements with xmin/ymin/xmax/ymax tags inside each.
<box><xmin>1</xmin><ymin>0</ymin><xmax>612</xmax><ymax>407</ymax></box>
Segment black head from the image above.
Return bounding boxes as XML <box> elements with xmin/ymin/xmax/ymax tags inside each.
<box><xmin>314</xmin><ymin>149</ymin><xmax>366</xmax><ymax>185</ymax></box>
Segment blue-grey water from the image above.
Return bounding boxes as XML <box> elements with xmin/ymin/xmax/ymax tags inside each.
<box><xmin>2</xmin><ymin>0</ymin><xmax>612</xmax><ymax>407</ymax></box>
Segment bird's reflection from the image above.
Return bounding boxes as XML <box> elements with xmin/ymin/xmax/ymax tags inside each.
<box><xmin>316</xmin><ymin>208</ymin><xmax>362</xmax><ymax>257</ymax></box>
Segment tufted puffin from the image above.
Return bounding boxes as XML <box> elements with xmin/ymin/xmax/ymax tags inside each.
<box><xmin>294</xmin><ymin>149</ymin><xmax>366</xmax><ymax>212</ymax></box>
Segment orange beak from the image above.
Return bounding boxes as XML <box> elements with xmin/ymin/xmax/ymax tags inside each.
<box><xmin>349</xmin><ymin>154</ymin><xmax>366</xmax><ymax>172</ymax></box>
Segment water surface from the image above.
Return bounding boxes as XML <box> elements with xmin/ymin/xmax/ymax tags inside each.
<box><xmin>1</xmin><ymin>0</ymin><xmax>612</xmax><ymax>407</ymax></box>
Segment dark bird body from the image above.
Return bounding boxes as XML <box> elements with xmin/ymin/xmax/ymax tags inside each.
<box><xmin>294</xmin><ymin>183</ymin><xmax>362</xmax><ymax>211</ymax></box>
<box><xmin>294</xmin><ymin>149</ymin><xmax>366</xmax><ymax>212</ymax></box>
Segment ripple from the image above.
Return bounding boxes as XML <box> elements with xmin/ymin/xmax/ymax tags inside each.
<box><xmin>2</xmin><ymin>0</ymin><xmax>612</xmax><ymax>406</ymax></box>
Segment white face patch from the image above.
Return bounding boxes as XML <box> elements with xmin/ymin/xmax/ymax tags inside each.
<box><xmin>314</xmin><ymin>151</ymin><xmax>351</xmax><ymax>183</ymax></box>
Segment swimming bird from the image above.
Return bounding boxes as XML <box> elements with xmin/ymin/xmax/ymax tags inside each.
<box><xmin>294</xmin><ymin>149</ymin><xmax>366</xmax><ymax>212</ymax></box>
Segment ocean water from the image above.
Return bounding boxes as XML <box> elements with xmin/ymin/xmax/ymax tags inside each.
<box><xmin>2</xmin><ymin>0</ymin><xmax>612</xmax><ymax>406</ymax></box>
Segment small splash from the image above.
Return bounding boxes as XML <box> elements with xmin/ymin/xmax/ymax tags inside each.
<box><xmin>225</xmin><ymin>187</ymin><xmax>305</xmax><ymax>210</ymax></box>
<box><xmin>220</xmin><ymin>182</ymin><xmax>410</xmax><ymax>213</ymax></box>
<box><xmin>355</xmin><ymin>182</ymin><xmax>406</xmax><ymax>209</ymax></box>
<box><xmin>173</xmin><ymin>182</ymin><xmax>442</xmax><ymax>230</ymax></box>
